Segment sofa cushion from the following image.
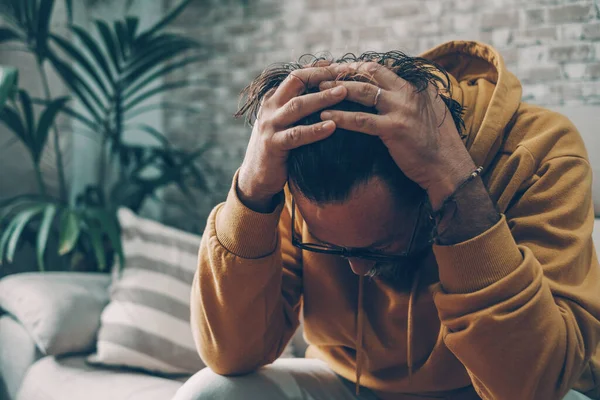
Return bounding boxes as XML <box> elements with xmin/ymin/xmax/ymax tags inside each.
<box><xmin>0</xmin><ymin>272</ymin><xmax>111</xmax><ymax>356</ymax></box>
<box><xmin>88</xmin><ymin>208</ymin><xmax>206</xmax><ymax>375</ymax></box>
<box><xmin>0</xmin><ymin>315</ymin><xmax>43</xmax><ymax>400</ymax></box>
<box><xmin>16</xmin><ymin>355</ymin><xmax>183</xmax><ymax>400</ymax></box>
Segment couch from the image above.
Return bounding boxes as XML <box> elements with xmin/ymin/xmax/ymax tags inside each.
<box><xmin>0</xmin><ymin>106</ymin><xmax>598</xmax><ymax>400</ymax></box>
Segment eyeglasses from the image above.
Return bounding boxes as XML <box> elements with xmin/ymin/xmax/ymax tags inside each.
<box><xmin>290</xmin><ymin>197</ymin><xmax>434</xmax><ymax>263</ymax></box>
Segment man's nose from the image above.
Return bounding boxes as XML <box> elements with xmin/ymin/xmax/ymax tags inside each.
<box><xmin>347</xmin><ymin>258</ymin><xmax>376</xmax><ymax>276</ymax></box>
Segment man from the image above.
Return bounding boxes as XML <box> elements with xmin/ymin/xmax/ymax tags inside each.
<box><xmin>175</xmin><ymin>41</ymin><xmax>600</xmax><ymax>399</ymax></box>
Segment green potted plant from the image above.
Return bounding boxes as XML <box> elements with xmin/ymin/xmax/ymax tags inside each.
<box><xmin>0</xmin><ymin>0</ymin><xmax>210</xmax><ymax>273</ymax></box>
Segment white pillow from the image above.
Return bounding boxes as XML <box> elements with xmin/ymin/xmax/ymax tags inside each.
<box><xmin>0</xmin><ymin>272</ymin><xmax>110</xmax><ymax>356</ymax></box>
<box><xmin>87</xmin><ymin>208</ymin><xmax>206</xmax><ymax>375</ymax></box>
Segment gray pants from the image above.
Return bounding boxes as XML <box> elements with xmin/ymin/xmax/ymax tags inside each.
<box><xmin>172</xmin><ymin>358</ymin><xmax>593</xmax><ymax>400</ymax></box>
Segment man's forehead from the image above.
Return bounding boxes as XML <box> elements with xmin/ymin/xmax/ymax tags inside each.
<box><xmin>290</xmin><ymin>179</ymin><xmax>412</xmax><ymax>249</ymax></box>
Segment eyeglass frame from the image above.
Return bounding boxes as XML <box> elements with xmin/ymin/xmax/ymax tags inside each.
<box><xmin>290</xmin><ymin>197</ymin><xmax>434</xmax><ymax>263</ymax></box>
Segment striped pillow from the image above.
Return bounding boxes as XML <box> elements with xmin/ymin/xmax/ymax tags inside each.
<box><xmin>87</xmin><ymin>208</ymin><xmax>205</xmax><ymax>375</ymax></box>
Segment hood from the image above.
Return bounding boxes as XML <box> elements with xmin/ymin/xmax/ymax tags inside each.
<box><xmin>353</xmin><ymin>41</ymin><xmax>523</xmax><ymax>396</ymax></box>
<box><xmin>420</xmin><ymin>40</ymin><xmax>523</xmax><ymax>169</ymax></box>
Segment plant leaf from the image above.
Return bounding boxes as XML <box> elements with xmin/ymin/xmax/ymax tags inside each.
<box><xmin>50</xmin><ymin>33</ymin><xmax>110</xmax><ymax>98</ymax></box>
<box><xmin>124</xmin><ymin>123</ymin><xmax>170</xmax><ymax>146</ymax></box>
<box><xmin>48</xmin><ymin>53</ymin><xmax>104</xmax><ymax>123</ymax></box>
<box><xmin>0</xmin><ymin>194</ymin><xmax>52</xmax><ymax>220</ymax></box>
<box><xmin>36</xmin><ymin>203</ymin><xmax>57</xmax><ymax>271</ymax></box>
<box><xmin>95</xmin><ymin>20</ymin><xmax>120</xmax><ymax>73</ymax></box>
<box><xmin>124</xmin><ymin>101</ymin><xmax>201</xmax><ymax>121</ymax></box>
<box><xmin>9</xmin><ymin>0</ymin><xmax>24</xmax><ymax>27</ymax></box>
<box><xmin>36</xmin><ymin>0</ymin><xmax>55</xmax><ymax>59</ymax></box>
<box><xmin>138</xmin><ymin>0</ymin><xmax>193</xmax><ymax>41</ymax></box>
<box><xmin>18</xmin><ymin>89</ymin><xmax>35</xmax><ymax>141</ymax></box>
<box><xmin>123</xmin><ymin>80</ymin><xmax>195</xmax><ymax>112</ymax></box>
<box><xmin>6</xmin><ymin>205</ymin><xmax>45</xmax><ymax>263</ymax></box>
<box><xmin>0</xmin><ymin>221</ymin><xmax>18</xmax><ymax>265</ymax></box>
<box><xmin>55</xmin><ymin>103</ymin><xmax>98</xmax><ymax>131</ymax></box>
<box><xmin>58</xmin><ymin>208</ymin><xmax>80</xmax><ymax>255</ymax></box>
<box><xmin>0</xmin><ymin>27</ymin><xmax>22</xmax><ymax>44</ymax></box>
<box><xmin>124</xmin><ymin>35</ymin><xmax>198</xmax><ymax>80</ymax></box>
<box><xmin>70</xmin><ymin>26</ymin><xmax>114</xmax><ymax>85</ymax></box>
<box><xmin>0</xmin><ymin>65</ymin><xmax>18</xmax><ymax>110</ymax></box>
<box><xmin>114</xmin><ymin>20</ymin><xmax>129</xmax><ymax>61</ymax></box>
<box><xmin>183</xmin><ymin>142</ymin><xmax>215</xmax><ymax>164</ymax></box>
<box><xmin>87</xmin><ymin>208</ymin><xmax>124</xmax><ymax>270</ymax></box>
<box><xmin>31</xmin><ymin>96</ymin><xmax>99</xmax><ymax>132</ymax></box>
<box><xmin>123</xmin><ymin>54</ymin><xmax>203</xmax><ymax>99</ymax></box>
<box><xmin>0</xmin><ymin>106</ymin><xmax>27</xmax><ymax>145</ymax></box>
<box><xmin>125</xmin><ymin>17</ymin><xmax>138</xmax><ymax>42</ymax></box>
<box><xmin>175</xmin><ymin>180</ymin><xmax>196</xmax><ymax>204</ymax></box>
<box><xmin>187</xmin><ymin>163</ymin><xmax>209</xmax><ymax>191</ymax></box>
<box><xmin>23</xmin><ymin>0</ymin><xmax>35</xmax><ymax>37</ymax></box>
<box><xmin>35</xmin><ymin>96</ymin><xmax>69</xmax><ymax>160</ymax></box>
<box><xmin>85</xmin><ymin>220</ymin><xmax>106</xmax><ymax>271</ymax></box>
<box><xmin>64</xmin><ymin>0</ymin><xmax>73</xmax><ymax>24</ymax></box>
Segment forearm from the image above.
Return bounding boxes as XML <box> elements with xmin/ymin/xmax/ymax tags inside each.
<box><xmin>192</xmin><ymin>205</ymin><xmax>298</xmax><ymax>375</ymax></box>
<box><xmin>433</xmin><ymin>176</ymin><xmax>501</xmax><ymax>245</ymax></box>
<box><xmin>433</xmin><ymin>230</ymin><xmax>587</xmax><ymax>399</ymax></box>
<box><xmin>429</xmin><ymin>169</ymin><xmax>594</xmax><ymax>399</ymax></box>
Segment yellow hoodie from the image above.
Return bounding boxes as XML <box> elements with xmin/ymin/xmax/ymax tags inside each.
<box><xmin>191</xmin><ymin>41</ymin><xmax>600</xmax><ymax>399</ymax></box>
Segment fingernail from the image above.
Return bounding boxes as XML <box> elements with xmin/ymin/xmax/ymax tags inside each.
<box><xmin>320</xmin><ymin>81</ymin><xmax>333</xmax><ymax>90</ymax></box>
<box><xmin>323</xmin><ymin>120</ymin><xmax>334</xmax><ymax>129</ymax></box>
<box><xmin>321</xmin><ymin>111</ymin><xmax>333</xmax><ymax>120</ymax></box>
<box><xmin>331</xmin><ymin>86</ymin><xmax>344</xmax><ymax>96</ymax></box>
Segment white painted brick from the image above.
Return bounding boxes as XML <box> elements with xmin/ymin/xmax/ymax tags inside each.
<box><xmin>517</xmin><ymin>46</ymin><xmax>549</xmax><ymax>69</ymax></box>
<box><xmin>558</xmin><ymin>24</ymin><xmax>584</xmax><ymax>40</ymax></box>
<box><xmin>426</xmin><ymin>0</ymin><xmax>444</xmax><ymax>17</ymax></box>
<box><xmin>452</xmin><ymin>0</ymin><xmax>479</xmax><ymax>12</ymax></box>
<box><xmin>453</xmin><ymin>13</ymin><xmax>477</xmax><ymax>33</ymax></box>
<box><xmin>563</xmin><ymin>63</ymin><xmax>588</xmax><ymax>79</ymax></box>
<box><xmin>491</xmin><ymin>28</ymin><xmax>513</xmax><ymax>48</ymax></box>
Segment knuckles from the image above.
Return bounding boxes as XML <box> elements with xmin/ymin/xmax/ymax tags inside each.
<box><xmin>255</xmin><ymin>118</ymin><xmax>275</xmax><ymax>136</ymax></box>
<box><xmin>285</xmin><ymin>97</ymin><xmax>302</xmax><ymax>115</ymax></box>
<box><xmin>354</xmin><ymin>113</ymin><xmax>371</xmax><ymax>128</ymax></box>
<box><xmin>286</xmin><ymin>126</ymin><xmax>302</xmax><ymax>146</ymax></box>
<box><xmin>360</xmin><ymin>83</ymin><xmax>373</xmax><ymax>98</ymax></box>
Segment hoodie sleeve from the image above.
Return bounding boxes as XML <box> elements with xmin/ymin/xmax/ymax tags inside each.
<box><xmin>190</xmin><ymin>170</ymin><xmax>303</xmax><ymax>375</ymax></box>
<box><xmin>432</xmin><ymin>154</ymin><xmax>600</xmax><ymax>400</ymax></box>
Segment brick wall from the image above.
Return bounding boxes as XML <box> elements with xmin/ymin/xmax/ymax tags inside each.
<box><xmin>164</xmin><ymin>0</ymin><xmax>600</xmax><ymax>231</ymax></box>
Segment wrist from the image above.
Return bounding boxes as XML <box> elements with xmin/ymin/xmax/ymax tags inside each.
<box><xmin>426</xmin><ymin>162</ymin><xmax>476</xmax><ymax>210</ymax></box>
<box><xmin>236</xmin><ymin>173</ymin><xmax>280</xmax><ymax>213</ymax></box>
<box><xmin>435</xmin><ymin>177</ymin><xmax>500</xmax><ymax>245</ymax></box>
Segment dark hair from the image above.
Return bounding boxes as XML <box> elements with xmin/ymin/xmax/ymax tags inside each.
<box><xmin>235</xmin><ymin>51</ymin><xmax>466</xmax><ymax>204</ymax></box>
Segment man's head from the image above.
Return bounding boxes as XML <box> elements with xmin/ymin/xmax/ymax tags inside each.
<box><xmin>236</xmin><ymin>51</ymin><xmax>464</xmax><ymax>287</ymax></box>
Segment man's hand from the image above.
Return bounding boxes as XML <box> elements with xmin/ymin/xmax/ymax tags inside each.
<box><xmin>318</xmin><ymin>62</ymin><xmax>476</xmax><ymax>210</ymax></box>
<box><xmin>238</xmin><ymin>67</ymin><xmax>347</xmax><ymax>212</ymax></box>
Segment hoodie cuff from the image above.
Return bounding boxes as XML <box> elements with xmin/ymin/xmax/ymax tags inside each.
<box><xmin>215</xmin><ymin>170</ymin><xmax>285</xmax><ymax>259</ymax></box>
<box><xmin>433</xmin><ymin>214</ymin><xmax>523</xmax><ymax>294</ymax></box>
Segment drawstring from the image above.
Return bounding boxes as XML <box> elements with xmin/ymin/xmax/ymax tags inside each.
<box><xmin>407</xmin><ymin>268</ymin><xmax>422</xmax><ymax>378</ymax></box>
<box><xmin>355</xmin><ymin>275</ymin><xmax>365</xmax><ymax>395</ymax></box>
<box><xmin>355</xmin><ymin>268</ymin><xmax>421</xmax><ymax>395</ymax></box>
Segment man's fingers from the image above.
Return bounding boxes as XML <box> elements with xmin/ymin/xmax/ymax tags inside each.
<box><xmin>271</xmin><ymin>86</ymin><xmax>347</xmax><ymax>128</ymax></box>
<box><xmin>320</xmin><ymin>110</ymin><xmax>387</xmax><ymax>137</ymax></box>
<box><xmin>331</xmin><ymin>62</ymin><xmax>404</xmax><ymax>91</ymax></box>
<box><xmin>269</xmin><ymin>67</ymin><xmax>339</xmax><ymax>106</ymax></box>
<box><xmin>319</xmin><ymin>81</ymin><xmax>389</xmax><ymax>111</ymax></box>
<box><xmin>274</xmin><ymin>120</ymin><xmax>336</xmax><ymax>150</ymax></box>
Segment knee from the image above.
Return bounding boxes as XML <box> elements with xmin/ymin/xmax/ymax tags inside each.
<box><xmin>172</xmin><ymin>368</ymin><xmax>256</xmax><ymax>400</ymax></box>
